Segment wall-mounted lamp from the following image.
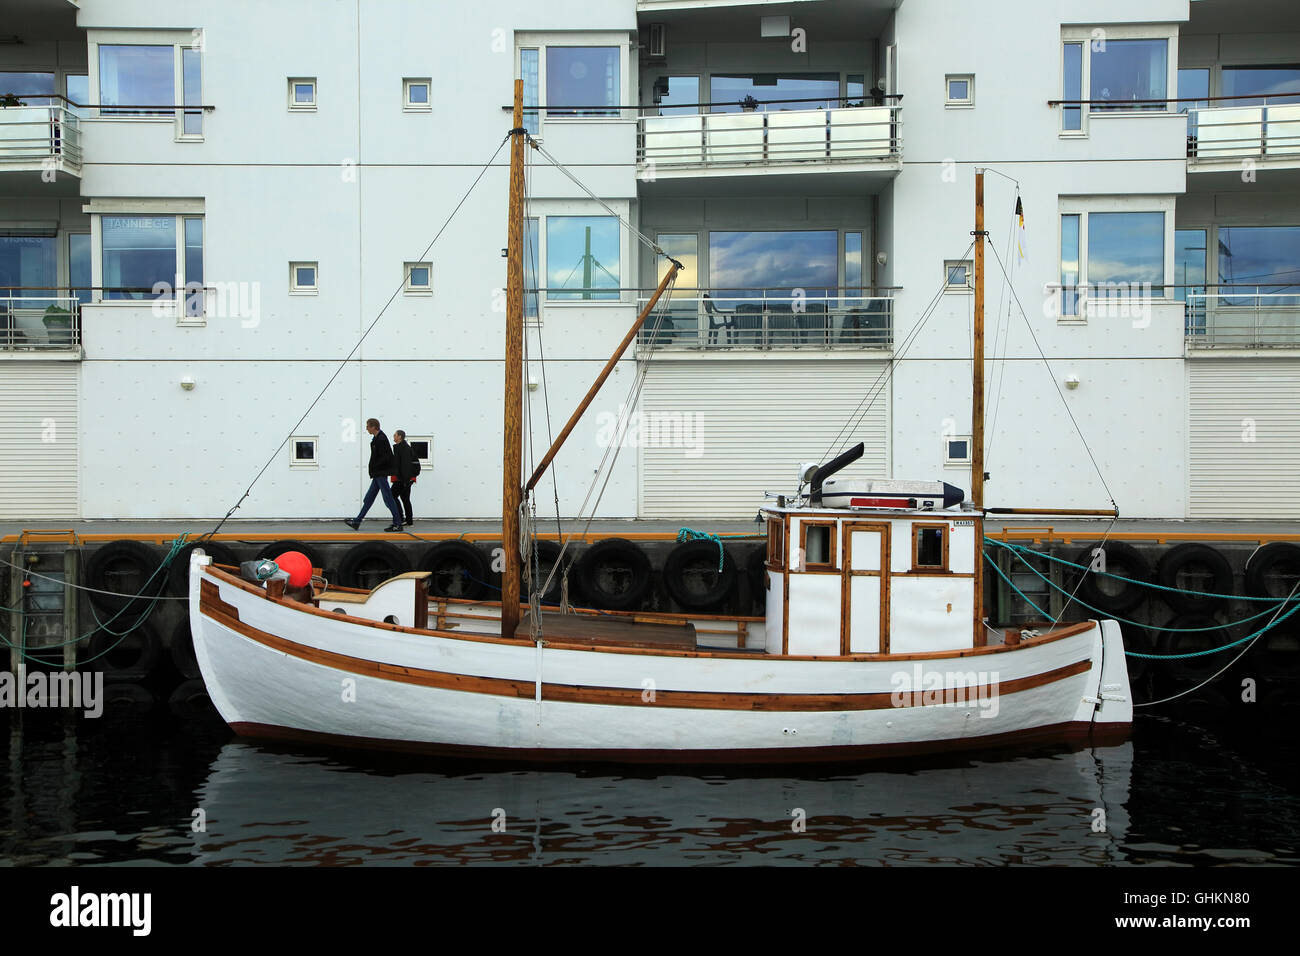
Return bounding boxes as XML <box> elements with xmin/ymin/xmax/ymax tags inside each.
<box><xmin>527</xmin><ymin>375</ymin><xmax>538</xmax><ymax>392</ymax></box>
<box><xmin>876</xmin><ymin>252</ymin><xmax>888</xmax><ymax>266</ymax></box>
<box><xmin>180</xmin><ymin>375</ymin><xmax>196</xmax><ymax>391</ymax></box>
<box><xmin>1064</xmin><ymin>374</ymin><xmax>1080</xmax><ymax>390</ymax></box>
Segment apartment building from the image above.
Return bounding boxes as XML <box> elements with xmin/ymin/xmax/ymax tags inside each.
<box><xmin>0</xmin><ymin>0</ymin><xmax>1296</xmax><ymax>522</ymax></box>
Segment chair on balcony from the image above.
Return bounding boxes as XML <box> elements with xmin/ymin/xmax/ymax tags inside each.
<box><xmin>702</xmin><ymin>293</ymin><xmax>733</xmax><ymax>347</ymax></box>
<box><xmin>798</xmin><ymin>303</ymin><xmax>828</xmax><ymax>346</ymax></box>
<box><xmin>732</xmin><ymin>303</ymin><xmax>763</xmax><ymax>347</ymax></box>
<box><xmin>841</xmin><ymin>299</ymin><xmax>890</xmax><ymax>346</ymax></box>
<box><xmin>768</xmin><ymin>302</ymin><xmax>797</xmax><ymax>346</ymax></box>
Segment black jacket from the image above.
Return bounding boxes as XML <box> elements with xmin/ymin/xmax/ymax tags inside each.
<box><xmin>368</xmin><ymin>430</ymin><xmax>395</xmax><ymax>478</ymax></box>
<box><xmin>392</xmin><ymin>441</ymin><xmax>420</xmax><ymax>481</ymax></box>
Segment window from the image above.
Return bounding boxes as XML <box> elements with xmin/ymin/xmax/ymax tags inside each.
<box><xmin>708</xmin><ymin>230</ymin><xmax>837</xmax><ymax>310</ymax></box>
<box><xmin>69</xmin><ymin>234</ymin><xmax>91</xmax><ymax>307</ymax></box>
<box><xmin>709</xmin><ymin>72</ymin><xmax>840</xmax><ymax>112</ymax></box>
<box><xmin>290</xmin><ymin>261</ymin><xmax>318</xmax><ymax>293</ymax></box>
<box><xmin>944</xmin><ymin>437</ymin><xmax>972</xmax><ymax>464</ymax></box>
<box><xmin>404</xmin><ymin>78</ymin><xmax>431</xmax><ymax>111</ymax></box>
<box><xmin>546</xmin><ymin>216</ymin><xmax>619</xmax><ymax>300</ymax></box>
<box><xmin>766</xmin><ymin>516</ymin><xmax>785</xmax><ymax>570</ymax></box>
<box><xmin>1217</xmin><ymin>226</ymin><xmax>1300</xmax><ymax>305</ymax></box>
<box><xmin>946</xmin><ymin>74</ymin><xmax>974</xmax><ymax>107</ymax></box>
<box><xmin>844</xmin><ymin>232</ymin><xmax>864</xmax><ymax>303</ymax></box>
<box><xmin>100</xmin><ymin>215</ymin><xmax>203</xmax><ymax>305</ymax></box>
<box><xmin>97</xmin><ymin>40</ymin><xmax>202</xmax><ymax>136</ymax></box>
<box><xmin>407</xmin><ymin>437</ymin><xmax>433</xmax><ymax>468</ymax></box>
<box><xmin>182</xmin><ymin>47</ymin><xmax>202</xmax><ymax>135</ymax></box>
<box><xmin>801</xmin><ymin>523</ymin><xmax>836</xmax><ymax>569</ymax></box>
<box><xmin>546</xmin><ymin>47</ymin><xmax>618</xmax><ymax>116</ymax></box>
<box><xmin>653</xmin><ymin>75</ymin><xmax>699</xmax><ymax>115</ymax></box>
<box><xmin>655</xmin><ymin>233</ymin><xmax>698</xmax><ymax>326</ymax></box>
<box><xmin>0</xmin><ymin>235</ymin><xmax>56</xmax><ymax>314</ymax></box>
<box><xmin>1062</xmin><ymin>42</ymin><xmax>1083</xmax><ymax>131</ymax></box>
<box><xmin>945</xmin><ymin>260</ymin><xmax>972</xmax><ymax>291</ymax></box>
<box><xmin>405</xmin><ymin>261</ymin><xmax>432</xmax><ymax>293</ymax></box>
<box><xmin>65</xmin><ymin>73</ymin><xmax>88</xmax><ymax>118</ymax></box>
<box><xmin>524</xmin><ymin>217</ymin><xmax>539</xmax><ymax>320</ymax></box>
<box><xmin>290</xmin><ymin>437</ymin><xmax>318</xmax><ymax>468</ymax></box>
<box><xmin>912</xmin><ymin>525</ymin><xmax>948</xmax><ymax>571</ymax></box>
<box><xmin>1221</xmin><ymin>65</ymin><xmax>1300</xmax><ymax>105</ymax></box>
<box><xmin>1090</xmin><ymin>39</ymin><xmax>1167</xmax><ymax>111</ymax></box>
<box><xmin>289</xmin><ymin>78</ymin><xmax>316</xmax><ymax>110</ymax></box>
<box><xmin>520</xmin><ymin>48</ymin><xmax>539</xmax><ymax>134</ymax></box>
<box><xmin>0</xmin><ymin>72</ymin><xmax>55</xmax><ymax>105</ymax></box>
<box><xmin>1057</xmin><ymin>204</ymin><xmax>1169</xmax><ymax>318</ymax></box>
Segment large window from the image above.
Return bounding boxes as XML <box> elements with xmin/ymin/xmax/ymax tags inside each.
<box><xmin>546</xmin><ymin>216</ymin><xmax>619</xmax><ymax>300</ymax></box>
<box><xmin>653</xmin><ymin>75</ymin><xmax>699</xmax><ymax>116</ymax></box>
<box><xmin>708</xmin><ymin>230</ymin><xmax>837</xmax><ymax>308</ymax></box>
<box><xmin>546</xmin><ymin>47</ymin><xmax>618</xmax><ymax>117</ymax></box>
<box><xmin>1090</xmin><ymin>39</ymin><xmax>1167</xmax><ymax>110</ymax></box>
<box><xmin>97</xmin><ymin>40</ymin><xmax>203</xmax><ymax>136</ymax></box>
<box><xmin>1221</xmin><ymin>65</ymin><xmax>1300</xmax><ymax>104</ymax></box>
<box><xmin>1058</xmin><ymin>206</ymin><xmax>1168</xmax><ymax>317</ymax></box>
<box><xmin>709</xmin><ymin>73</ymin><xmax>839</xmax><ymax>112</ymax></box>
<box><xmin>1218</xmin><ymin>226</ymin><xmax>1300</xmax><ymax>304</ymax></box>
<box><xmin>101</xmin><ymin>215</ymin><xmax>203</xmax><ymax>303</ymax></box>
<box><xmin>520</xmin><ymin>49</ymin><xmax>539</xmax><ymax>134</ymax></box>
<box><xmin>69</xmin><ymin>233</ymin><xmax>91</xmax><ymax>307</ymax></box>
<box><xmin>0</xmin><ymin>236</ymin><xmax>56</xmax><ymax>308</ymax></box>
<box><xmin>0</xmin><ymin>72</ymin><xmax>55</xmax><ymax>105</ymax></box>
<box><xmin>524</xmin><ymin>217</ymin><xmax>539</xmax><ymax>318</ymax></box>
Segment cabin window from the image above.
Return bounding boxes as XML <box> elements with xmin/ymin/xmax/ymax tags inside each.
<box><xmin>944</xmin><ymin>436</ymin><xmax>972</xmax><ymax>464</ymax></box>
<box><xmin>288</xmin><ymin>77</ymin><xmax>316</xmax><ymax>110</ymax></box>
<box><xmin>913</xmin><ymin>524</ymin><xmax>948</xmax><ymax>571</ymax></box>
<box><xmin>766</xmin><ymin>517</ymin><xmax>784</xmax><ymax>570</ymax></box>
<box><xmin>290</xmin><ymin>437</ymin><xmax>318</xmax><ymax>468</ymax></box>
<box><xmin>802</xmin><ymin>522</ymin><xmax>836</xmax><ymax>570</ymax></box>
<box><xmin>404</xmin><ymin>78</ymin><xmax>431</xmax><ymax>111</ymax></box>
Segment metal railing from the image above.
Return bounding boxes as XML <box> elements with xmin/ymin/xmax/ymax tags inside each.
<box><xmin>0</xmin><ymin>105</ymin><xmax>82</xmax><ymax>168</ymax></box>
<box><xmin>1185</xmin><ymin>290</ymin><xmax>1300</xmax><ymax>347</ymax></box>
<box><xmin>1186</xmin><ymin>100</ymin><xmax>1300</xmax><ymax>162</ymax></box>
<box><xmin>639</xmin><ymin>103</ymin><xmax>901</xmax><ymax>169</ymax></box>
<box><xmin>635</xmin><ymin>291</ymin><xmax>894</xmax><ymax>350</ymax></box>
<box><xmin>0</xmin><ymin>295</ymin><xmax>81</xmax><ymax>351</ymax></box>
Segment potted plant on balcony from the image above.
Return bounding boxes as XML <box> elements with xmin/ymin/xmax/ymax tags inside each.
<box><xmin>42</xmin><ymin>304</ymin><xmax>73</xmax><ymax>346</ymax></box>
<box><xmin>739</xmin><ymin>95</ymin><xmax>759</xmax><ymax>112</ymax></box>
<box><xmin>0</xmin><ymin>93</ymin><xmax>27</xmax><ymax>108</ymax></box>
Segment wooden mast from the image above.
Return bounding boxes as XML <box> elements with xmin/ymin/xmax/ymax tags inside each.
<box><xmin>502</xmin><ymin>80</ymin><xmax>526</xmax><ymax>640</ymax></box>
<box><xmin>972</xmin><ymin>169</ymin><xmax>986</xmax><ymax>647</ymax></box>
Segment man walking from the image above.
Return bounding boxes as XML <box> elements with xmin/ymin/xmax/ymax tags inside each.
<box><xmin>345</xmin><ymin>418</ymin><xmax>404</xmax><ymax>532</ymax></box>
<box><xmin>390</xmin><ymin>429</ymin><xmax>420</xmax><ymax>526</ymax></box>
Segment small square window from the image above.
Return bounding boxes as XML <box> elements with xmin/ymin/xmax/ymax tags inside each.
<box><xmin>406</xmin><ymin>437</ymin><xmax>432</xmax><ymax>467</ymax></box>
<box><xmin>913</xmin><ymin>525</ymin><xmax>948</xmax><ymax>571</ymax></box>
<box><xmin>944</xmin><ymin>436</ymin><xmax>972</xmax><ymax>465</ymax></box>
<box><xmin>404</xmin><ymin>78</ymin><xmax>431</xmax><ymax>111</ymax></box>
<box><xmin>290</xmin><ymin>261</ymin><xmax>318</xmax><ymax>293</ymax></box>
<box><xmin>289</xmin><ymin>78</ymin><xmax>317</xmax><ymax>110</ymax></box>
<box><xmin>290</xmin><ymin>437</ymin><xmax>318</xmax><ymax>468</ymax></box>
<box><xmin>405</xmin><ymin>262</ymin><xmax>432</xmax><ymax>293</ymax></box>
<box><xmin>800</xmin><ymin>522</ymin><xmax>837</xmax><ymax>570</ymax></box>
<box><xmin>945</xmin><ymin>260</ymin><xmax>973</xmax><ymax>291</ymax></box>
<box><xmin>946</xmin><ymin>74</ymin><xmax>974</xmax><ymax>107</ymax></box>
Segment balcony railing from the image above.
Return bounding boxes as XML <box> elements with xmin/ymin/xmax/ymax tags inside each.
<box><xmin>635</xmin><ymin>291</ymin><xmax>893</xmax><ymax>351</ymax></box>
<box><xmin>639</xmin><ymin>99</ymin><xmax>901</xmax><ymax>171</ymax></box>
<box><xmin>1187</xmin><ymin>102</ymin><xmax>1300</xmax><ymax>162</ymax></box>
<box><xmin>0</xmin><ymin>294</ymin><xmax>82</xmax><ymax>351</ymax></box>
<box><xmin>0</xmin><ymin>104</ymin><xmax>82</xmax><ymax>170</ymax></box>
<box><xmin>1185</xmin><ymin>290</ymin><xmax>1300</xmax><ymax>348</ymax></box>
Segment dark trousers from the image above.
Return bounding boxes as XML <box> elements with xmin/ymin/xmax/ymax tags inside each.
<box><xmin>356</xmin><ymin>476</ymin><xmax>403</xmax><ymax>526</ymax></box>
<box><xmin>391</xmin><ymin>479</ymin><xmax>414</xmax><ymax>524</ymax></box>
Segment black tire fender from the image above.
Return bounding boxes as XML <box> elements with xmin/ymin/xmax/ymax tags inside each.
<box><xmin>1073</xmin><ymin>541</ymin><xmax>1151</xmax><ymax>614</ymax></box>
<box><xmin>575</xmin><ymin>538</ymin><xmax>652</xmax><ymax>611</ymax></box>
<box><xmin>662</xmin><ymin>539</ymin><xmax>737</xmax><ymax>611</ymax></box>
<box><xmin>168</xmin><ymin>679</ymin><xmax>218</xmax><ymax>721</ymax></box>
<box><xmin>526</xmin><ymin>539</ymin><xmax>575</xmax><ymax>605</ymax></box>
<box><xmin>419</xmin><ymin>541</ymin><xmax>489</xmax><ymax>599</ymax></box>
<box><xmin>1157</xmin><ymin>614</ymin><xmax>1232</xmax><ymax>682</ymax></box>
<box><xmin>87</xmin><ymin>619</ymin><xmax>161</xmax><ymax>681</ymax></box>
<box><xmin>168</xmin><ymin>540</ymin><xmax>240</xmax><ymax>596</ymax></box>
<box><xmin>1156</xmin><ymin>543</ymin><xmax>1233</xmax><ymax>613</ymax></box>
<box><xmin>256</xmin><ymin>540</ymin><xmax>324</xmax><ymax>570</ymax></box>
<box><xmin>337</xmin><ymin>541</ymin><xmax>411</xmax><ymax>589</ymax></box>
<box><xmin>1244</xmin><ymin>542</ymin><xmax>1300</xmax><ymax>599</ymax></box>
<box><xmin>85</xmin><ymin>540</ymin><xmax>165</xmax><ymax>615</ymax></box>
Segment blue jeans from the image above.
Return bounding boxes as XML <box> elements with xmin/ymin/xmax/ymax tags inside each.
<box><xmin>355</xmin><ymin>476</ymin><xmax>403</xmax><ymax>526</ymax></box>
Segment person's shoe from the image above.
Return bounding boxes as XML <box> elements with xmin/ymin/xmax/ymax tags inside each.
<box><xmin>344</xmin><ymin>518</ymin><xmax>361</xmax><ymax>530</ymax></box>
<box><xmin>383</xmin><ymin>525</ymin><xmax>402</xmax><ymax>533</ymax></box>
<box><xmin>404</xmin><ymin>519</ymin><xmax>414</xmax><ymax>526</ymax></box>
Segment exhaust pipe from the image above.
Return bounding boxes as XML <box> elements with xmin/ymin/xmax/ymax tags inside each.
<box><xmin>810</xmin><ymin>442</ymin><xmax>864</xmax><ymax>503</ymax></box>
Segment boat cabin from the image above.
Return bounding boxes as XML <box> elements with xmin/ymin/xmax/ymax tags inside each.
<box><xmin>760</xmin><ymin>499</ymin><xmax>979</xmax><ymax>657</ymax></box>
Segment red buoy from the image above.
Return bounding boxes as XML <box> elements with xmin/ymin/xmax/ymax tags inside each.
<box><xmin>274</xmin><ymin>551</ymin><xmax>313</xmax><ymax>589</ymax></box>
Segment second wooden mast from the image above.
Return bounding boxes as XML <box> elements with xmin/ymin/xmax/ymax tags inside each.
<box><xmin>972</xmin><ymin>169</ymin><xmax>986</xmax><ymax>646</ymax></box>
<box><xmin>502</xmin><ymin>80</ymin><xmax>526</xmax><ymax>640</ymax></box>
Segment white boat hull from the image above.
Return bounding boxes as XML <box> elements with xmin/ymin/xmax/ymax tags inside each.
<box><xmin>190</xmin><ymin>555</ymin><xmax>1132</xmax><ymax>764</ymax></box>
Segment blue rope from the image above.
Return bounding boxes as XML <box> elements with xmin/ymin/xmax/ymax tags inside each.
<box><xmin>676</xmin><ymin>527</ymin><xmax>761</xmax><ymax>571</ymax></box>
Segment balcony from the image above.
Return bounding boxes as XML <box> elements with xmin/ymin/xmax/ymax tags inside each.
<box><xmin>1185</xmin><ymin>96</ymin><xmax>1300</xmax><ymax>185</ymax></box>
<box><xmin>638</xmin><ymin>98</ymin><xmax>901</xmax><ymax>195</ymax></box>
<box><xmin>0</xmin><ymin>293</ymin><xmax>81</xmax><ymax>354</ymax></box>
<box><xmin>635</xmin><ymin>290</ymin><xmax>893</xmax><ymax>353</ymax></box>
<box><xmin>0</xmin><ymin>100</ymin><xmax>82</xmax><ymax>181</ymax></box>
<box><xmin>1185</xmin><ymin>290</ymin><xmax>1300</xmax><ymax>349</ymax></box>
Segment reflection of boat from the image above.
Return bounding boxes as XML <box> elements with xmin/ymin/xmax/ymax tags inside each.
<box><xmin>188</xmin><ymin>83</ymin><xmax>1131</xmax><ymax>765</ymax></box>
<box><xmin>189</xmin><ymin>740</ymin><xmax>1133</xmax><ymax>865</ymax></box>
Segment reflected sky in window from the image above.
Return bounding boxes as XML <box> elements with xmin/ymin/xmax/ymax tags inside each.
<box><xmin>1174</xmin><ymin>229</ymin><xmax>1206</xmax><ymax>303</ymax></box>
<box><xmin>99</xmin><ymin>45</ymin><xmax>173</xmax><ymax>114</ymax></box>
<box><xmin>102</xmin><ymin>215</ymin><xmax>176</xmax><ymax>299</ymax></box>
<box><xmin>0</xmin><ymin>72</ymin><xmax>54</xmax><ymax>105</ymax></box>
<box><xmin>709</xmin><ymin>74</ymin><xmax>839</xmax><ymax>112</ymax></box>
<box><xmin>1218</xmin><ymin>226</ymin><xmax>1300</xmax><ymax>294</ymax></box>
<box><xmin>546</xmin><ymin>47</ymin><xmax>618</xmax><ymax>116</ymax></box>
<box><xmin>1222</xmin><ymin>66</ymin><xmax>1300</xmax><ymax>102</ymax></box>
<box><xmin>1087</xmin><ymin>212</ymin><xmax>1164</xmax><ymax>287</ymax></box>
<box><xmin>547</xmin><ymin>216</ymin><xmax>619</xmax><ymax>300</ymax></box>
<box><xmin>709</xmin><ymin>231</ymin><xmax>837</xmax><ymax>307</ymax></box>
<box><xmin>1090</xmin><ymin>39</ymin><xmax>1167</xmax><ymax>108</ymax></box>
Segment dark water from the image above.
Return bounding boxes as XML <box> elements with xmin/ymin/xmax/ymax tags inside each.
<box><xmin>1</xmin><ymin>709</ymin><xmax>1297</xmax><ymax>866</ymax></box>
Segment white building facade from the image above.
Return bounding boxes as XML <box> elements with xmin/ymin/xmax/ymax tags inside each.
<box><xmin>1</xmin><ymin>0</ymin><xmax>1296</xmax><ymax>522</ymax></box>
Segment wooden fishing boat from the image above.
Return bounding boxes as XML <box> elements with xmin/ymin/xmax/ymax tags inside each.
<box><xmin>188</xmin><ymin>83</ymin><xmax>1131</xmax><ymax>764</ymax></box>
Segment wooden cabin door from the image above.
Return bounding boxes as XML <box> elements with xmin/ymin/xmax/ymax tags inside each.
<box><xmin>841</xmin><ymin>522</ymin><xmax>890</xmax><ymax>654</ymax></box>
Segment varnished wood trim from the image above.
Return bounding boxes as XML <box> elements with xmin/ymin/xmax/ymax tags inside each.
<box><xmin>974</xmin><ymin>515</ymin><xmax>986</xmax><ymax>648</ymax></box>
<box><xmin>765</xmin><ymin>516</ymin><xmax>785</xmax><ymax>571</ymax></box>
<box><xmin>911</xmin><ymin>522</ymin><xmax>950</xmax><ymax>572</ymax></box>
<box><xmin>200</xmin><ymin>578</ymin><xmax>240</xmax><ymax>620</ymax></box>
<box><xmin>891</xmin><ymin>571</ymin><xmax>975</xmax><ymax>578</ymax></box>
<box><xmin>202</xmin><ymin>603</ymin><xmax>1093</xmax><ymax>711</ymax></box>
<box><xmin>799</xmin><ymin>520</ymin><xmax>838</xmax><ymax>571</ymax></box>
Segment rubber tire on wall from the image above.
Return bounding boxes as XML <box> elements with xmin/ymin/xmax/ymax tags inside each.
<box><xmin>87</xmin><ymin>619</ymin><xmax>160</xmax><ymax>682</ymax></box>
<box><xmin>1156</xmin><ymin>543</ymin><xmax>1233</xmax><ymax>614</ymax></box>
<box><xmin>170</xmin><ymin>618</ymin><xmax>201</xmax><ymax>679</ymax></box>
<box><xmin>168</xmin><ymin>540</ymin><xmax>240</xmax><ymax>596</ymax></box>
<box><xmin>1254</xmin><ymin>625</ymin><xmax>1300</xmax><ymax>679</ymax></box>
<box><xmin>102</xmin><ymin>683</ymin><xmax>156</xmax><ymax>714</ymax></box>
<box><xmin>85</xmin><ymin>540</ymin><xmax>165</xmax><ymax>616</ymax></box>
<box><xmin>168</xmin><ymin>679</ymin><xmax>217</xmax><ymax>720</ymax></box>
<box><xmin>256</xmin><ymin>540</ymin><xmax>324</xmax><ymax>571</ymax></box>
<box><xmin>662</xmin><ymin>539</ymin><xmax>737</xmax><ymax>611</ymax></box>
<box><xmin>745</xmin><ymin>547</ymin><xmax>768</xmax><ymax>612</ymax></box>
<box><xmin>420</xmin><ymin>541</ymin><xmax>489</xmax><ymax>599</ymax></box>
<box><xmin>337</xmin><ymin>541</ymin><xmax>411</xmax><ymax>589</ymax></box>
<box><xmin>1073</xmin><ymin>541</ymin><xmax>1151</xmax><ymax>615</ymax></box>
<box><xmin>576</xmin><ymin>538</ymin><xmax>652</xmax><ymax>611</ymax></box>
<box><xmin>1157</xmin><ymin>614</ymin><xmax>1232</xmax><ymax>683</ymax></box>
<box><xmin>1244</xmin><ymin>542</ymin><xmax>1300</xmax><ymax>599</ymax></box>
<box><xmin>526</xmin><ymin>539</ymin><xmax>574</xmax><ymax>605</ymax></box>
